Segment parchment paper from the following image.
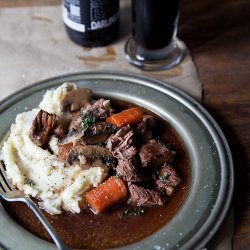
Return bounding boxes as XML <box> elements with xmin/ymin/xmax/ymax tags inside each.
<box><xmin>0</xmin><ymin>2</ymin><xmax>201</xmax><ymax>101</ymax></box>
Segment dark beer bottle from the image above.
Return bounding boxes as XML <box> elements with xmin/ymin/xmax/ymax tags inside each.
<box><xmin>62</xmin><ymin>0</ymin><xmax>119</xmax><ymax>47</ymax></box>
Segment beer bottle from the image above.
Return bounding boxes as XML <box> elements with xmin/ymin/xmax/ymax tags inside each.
<box><xmin>62</xmin><ymin>0</ymin><xmax>119</xmax><ymax>47</ymax></box>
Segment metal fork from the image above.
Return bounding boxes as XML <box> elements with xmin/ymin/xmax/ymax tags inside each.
<box><xmin>0</xmin><ymin>163</ymin><xmax>71</xmax><ymax>250</ymax></box>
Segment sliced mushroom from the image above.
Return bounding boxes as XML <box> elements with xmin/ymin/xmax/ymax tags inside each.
<box><xmin>60</xmin><ymin>88</ymin><xmax>92</xmax><ymax>112</ymax></box>
<box><xmin>59</xmin><ymin>122</ymin><xmax>118</xmax><ymax>146</ymax></box>
<box><xmin>67</xmin><ymin>145</ymin><xmax>117</xmax><ymax>169</ymax></box>
<box><xmin>83</xmin><ymin>122</ymin><xmax>118</xmax><ymax>144</ymax></box>
<box><xmin>68</xmin><ymin>110</ymin><xmax>82</xmax><ymax>131</ymax></box>
<box><xmin>59</xmin><ymin>130</ymin><xmax>85</xmax><ymax>145</ymax></box>
<box><xmin>53</xmin><ymin>124</ymin><xmax>67</xmax><ymax>139</ymax></box>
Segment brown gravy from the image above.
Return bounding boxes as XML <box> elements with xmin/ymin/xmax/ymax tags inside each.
<box><xmin>2</xmin><ymin>101</ymin><xmax>191</xmax><ymax>249</ymax></box>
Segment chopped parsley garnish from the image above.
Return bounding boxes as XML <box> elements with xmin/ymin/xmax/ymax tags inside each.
<box><xmin>122</xmin><ymin>207</ymin><xmax>145</xmax><ymax>217</ymax></box>
<box><xmin>24</xmin><ymin>178</ymin><xmax>36</xmax><ymax>187</ymax></box>
<box><xmin>114</xmin><ymin>173</ymin><xmax>120</xmax><ymax>179</ymax></box>
<box><xmin>81</xmin><ymin>115</ymin><xmax>96</xmax><ymax>129</ymax></box>
<box><xmin>159</xmin><ymin>172</ymin><xmax>170</xmax><ymax>184</ymax></box>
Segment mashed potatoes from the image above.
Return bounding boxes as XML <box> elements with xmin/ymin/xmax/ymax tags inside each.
<box><xmin>39</xmin><ymin>82</ymin><xmax>77</xmax><ymax>116</ymax></box>
<box><xmin>0</xmin><ymin>83</ymin><xmax>107</xmax><ymax>214</ymax></box>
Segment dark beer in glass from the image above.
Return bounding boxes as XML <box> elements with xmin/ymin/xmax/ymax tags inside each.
<box><xmin>125</xmin><ymin>0</ymin><xmax>186</xmax><ymax>71</ymax></box>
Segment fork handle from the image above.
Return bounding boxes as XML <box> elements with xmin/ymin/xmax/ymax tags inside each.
<box><xmin>24</xmin><ymin>199</ymin><xmax>71</xmax><ymax>250</ymax></box>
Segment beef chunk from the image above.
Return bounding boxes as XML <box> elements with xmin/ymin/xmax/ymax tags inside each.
<box><xmin>128</xmin><ymin>184</ymin><xmax>164</xmax><ymax>206</ymax></box>
<box><xmin>136</xmin><ymin>115</ymin><xmax>157</xmax><ymax>142</ymax></box>
<box><xmin>29</xmin><ymin>109</ymin><xmax>58</xmax><ymax>148</ymax></box>
<box><xmin>154</xmin><ymin>164</ymin><xmax>181</xmax><ymax>196</ymax></box>
<box><xmin>86</xmin><ymin>98</ymin><xmax>113</xmax><ymax>121</ymax></box>
<box><xmin>116</xmin><ymin>159</ymin><xmax>143</xmax><ymax>183</ymax></box>
<box><xmin>68</xmin><ymin>109</ymin><xmax>103</xmax><ymax>132</ymax></box>
<box><xmin>68</xmin><ymin>110</ymin><xmax>82</xmax><ymax>131</ymax></box>
<box><xmin>139</xmin><ymin>139</ymin><xmax>175</xmax><ymax>168</ymax></box>
<box><xmin>106</xmin><ymin>125</ymin><xmax>137</xmax><ymax>160</ymax></box>
<box><xmin>165</xmin><ymin>186</ymin><xmax>176</xmax><ymax>196</ymax></box>
<box><xmin>89</xmin><ymin>98</ymin><xmax>108</xmax><ymax>120</ymax></box>
<box><xmin>68</xmin><ymin>99</ymin><xmax>110</xmax><ymax>132</ymax></box>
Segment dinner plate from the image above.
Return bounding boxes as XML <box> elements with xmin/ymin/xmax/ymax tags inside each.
<box><xmin>0</xmin><ymin>71</ymin><xmax>234</xmax><ymax>250</ymax></box>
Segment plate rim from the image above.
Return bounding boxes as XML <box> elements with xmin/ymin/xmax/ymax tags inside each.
<box><xmin>0</xmin><ymin>71</ymin><xmax>234</xmax><ymax>250</ymax></box>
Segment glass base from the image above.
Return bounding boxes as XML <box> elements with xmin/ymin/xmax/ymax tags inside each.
<box><xmin>124</xmin><ymin>37</ymin><xmax>187</xmax><ymax>71</ymax></box>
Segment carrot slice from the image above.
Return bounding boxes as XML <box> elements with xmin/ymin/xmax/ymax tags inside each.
<box><xmin>85</xmin><ymin>176</ymin><xmax>127</xmax><ymax>214</ymax></box>
<box><xmin>106</xmin><ymin>107</ymin><xmax>143</xmax><ymax>127</ymax></box>
<box><xmin>58</xmin><ymin>143</ymin><xmax>74</xmax><ymax>161</ymax></box>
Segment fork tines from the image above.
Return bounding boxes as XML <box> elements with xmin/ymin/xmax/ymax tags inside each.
<box><xmin>0</xmin><ymin>162</ymin><xmax>12</xmax><ymax>193</ymax></box>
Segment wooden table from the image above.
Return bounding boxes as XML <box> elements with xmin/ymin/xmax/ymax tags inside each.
<box><xmin>0</xmin><ymin>0</ymin><xmax>249</xmax><ymax>249</ymax></box>
<box><xmin>180</xmin><ymin>1</ymin><xmax>250</xmax><ymax>249</ymax></box>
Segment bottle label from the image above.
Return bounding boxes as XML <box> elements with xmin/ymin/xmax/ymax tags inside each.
<box><xmin>62</xmin><ymin>0</ymin><xmax>119</xmax><ymax>33</ymax></box>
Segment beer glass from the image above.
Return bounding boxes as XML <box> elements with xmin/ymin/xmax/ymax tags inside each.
<box><xmin>124</xmin><ymin>0</ymin><xmax>186</xmax><ymax>71</ymax></box>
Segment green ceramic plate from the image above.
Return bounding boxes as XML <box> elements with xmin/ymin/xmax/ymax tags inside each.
<box><xmin>0</xmin><ymin>72</ymin><xmax>234</xmax><ymax>250</ymax></box>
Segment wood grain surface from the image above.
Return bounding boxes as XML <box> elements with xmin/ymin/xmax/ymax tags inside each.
<box><xmin>180</xmin><ymin>1</ymin><xmax>250</xmax><ymax>249</ymax></box>
<box><xmin>0</xmin><ymin>0</ymin><xmax>249</xmax><ymax>249</ymax></box>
